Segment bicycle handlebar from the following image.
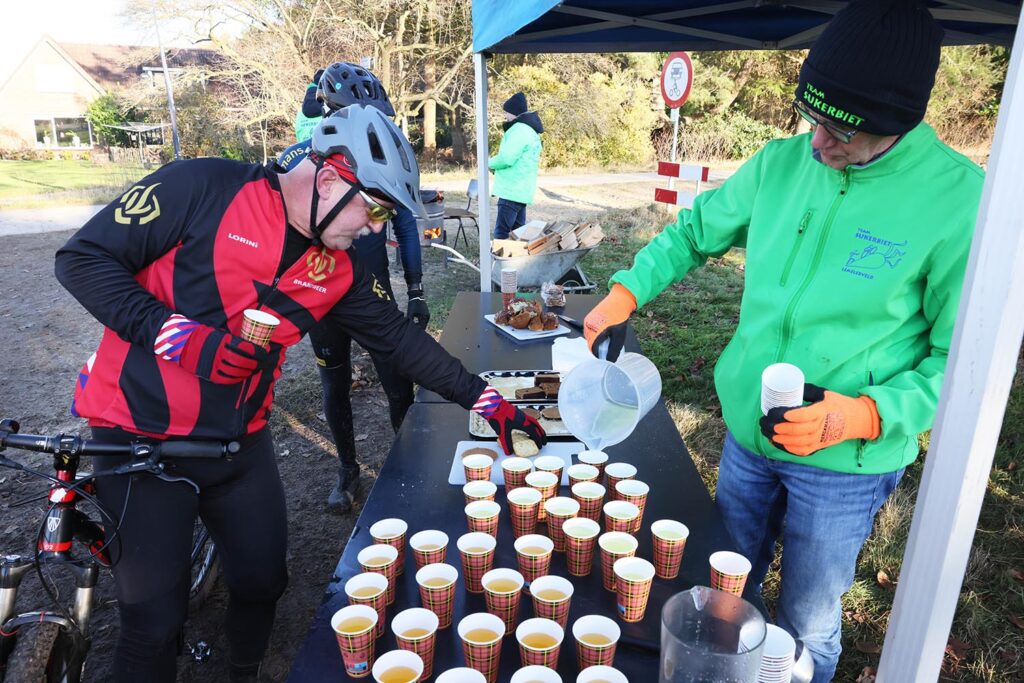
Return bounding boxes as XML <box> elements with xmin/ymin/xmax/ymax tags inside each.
<box><xmin>0</xmin><ymin>419</ymin><xmax>240</xmax><ymax>460</ymax></box>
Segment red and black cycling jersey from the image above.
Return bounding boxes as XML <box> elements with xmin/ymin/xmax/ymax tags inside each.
<box><xmin>55</xmin><ymin>158</ymin><xmax>484</xmax><ymax>440</ymax></box>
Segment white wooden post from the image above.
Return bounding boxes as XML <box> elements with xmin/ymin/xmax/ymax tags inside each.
<box><xmin>878</xmin><ymin>17</ymin><xmax>1024</xmax><ymax>682</ymax></box>
<box><xmin>474</xmin><ymin>52</ymin><xmax>492</xmax><ymax>292</ymax></box>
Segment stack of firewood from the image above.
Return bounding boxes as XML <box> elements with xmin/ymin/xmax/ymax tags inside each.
<box><xmin>494</xmin><ymin>220</ymin><xmax>604</xmax><ymax>256</ymax></box>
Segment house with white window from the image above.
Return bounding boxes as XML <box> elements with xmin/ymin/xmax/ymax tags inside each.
<box><xmin>0</xmin><ymin>35</ymin><xmax>219</xmax><ymax>150</ymax></box>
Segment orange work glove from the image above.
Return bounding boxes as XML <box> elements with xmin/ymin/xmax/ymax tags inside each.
<box><xmin>759</xmin><ymin>383</ymin><xmax>880</xmax><ymax>456</ymax></box>
<box><xmin>583</xmin><ymin>284</ymin><xmax>637</xmax><ymax>362</ymax></box>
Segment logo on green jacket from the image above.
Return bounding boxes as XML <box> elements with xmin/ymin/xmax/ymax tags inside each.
<box><xmin>842</xmin><ymin>228</ymin><xmax>907</xmax><ymax>280</ymax></box>
<box><xmin>802</xmin><ymin>83</ymin><xmax>864</xmax><ymax>128</ymax></box>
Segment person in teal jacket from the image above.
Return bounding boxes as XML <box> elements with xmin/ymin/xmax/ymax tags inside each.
<box><xmin>583</xmin><ymin>2</ymin><xmax>983</xmax><ymax>680</ymax></box>
<box><xmin>489</xmin><ymin>92</ymin><xmax>543</xmax><ymax>238</ymax></box>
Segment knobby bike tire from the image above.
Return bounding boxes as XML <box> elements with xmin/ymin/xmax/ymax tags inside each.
<box><xmin>189</xmin><ymin>521</ymin><xmax>220</xmax><ymax>613</ymax></box>
<box><xmin>2</xmin><ymin>622</ymin><xmax>77</xmax><ymax>683</ymax></box>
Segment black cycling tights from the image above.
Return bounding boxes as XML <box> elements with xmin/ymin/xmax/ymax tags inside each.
<box><xmin>92</xmin><ymin>427</ymin><xmax>289</xmax><ymax>683</ymax></box>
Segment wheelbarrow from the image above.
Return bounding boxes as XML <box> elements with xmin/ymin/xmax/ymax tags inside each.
<box><xmin>430</xmin><ymin>243</ymin><xmax>597</xmax><ymax>293</ymax></box>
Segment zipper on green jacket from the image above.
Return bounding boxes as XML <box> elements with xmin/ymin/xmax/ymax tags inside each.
<box><xmin>776</xmin><ymin>170</ymin><xmax>850</xmax><ymax>364</ymax></box>
<box><xmin>857</xmin><ymin>370</ymin><xmax>875</xmax><ymax>468</ymax></box>
<box><xmin>780</xmin><ymin>210</ymin><xmax>814</xmax><ymax>287</ymax></box>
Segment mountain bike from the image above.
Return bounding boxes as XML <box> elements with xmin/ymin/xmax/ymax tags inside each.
<box><xmin>0</xmin><ymin>419</ymin><xmax>238</xmax><ymax>683</ymax></box>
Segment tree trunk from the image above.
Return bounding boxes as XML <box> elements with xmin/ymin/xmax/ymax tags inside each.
<box><xmin>712</xmin><ymin>56</ymin><xmax>757</xmax><ymax>115</ymax></box>
<box><xmin>451</xmin><ymin>107</ymin><xmax>468</xmax><ymax>162</ymax></box>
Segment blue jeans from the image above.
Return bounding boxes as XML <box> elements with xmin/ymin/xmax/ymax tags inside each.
<box><xmin>716</xmin><ymin>432</ymin><xmax>904</xmax><ymax>683</ymax></box>
<box><xmin>494</xmin><ymin>198</ymin><xmax>527</xmax><ymax>239</ymax></box>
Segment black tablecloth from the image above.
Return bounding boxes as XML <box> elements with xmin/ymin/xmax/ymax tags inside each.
<box><xmin>416</xmin><ymin>292</ymin><xmax>640</xmax><ymax>403</ymax></box>
<box><xmin>286</xmin><ymin>399</ymin><xmax>763</xmax><ymax>682</ymax></box>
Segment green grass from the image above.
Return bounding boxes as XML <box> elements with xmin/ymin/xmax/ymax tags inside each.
<box><xmin>0</xmin><ymin>160</ymin><xmax>149</xmax><ymax>208</ymax></box>
<box><xmin>424</xmin><ymin>200</ymin><xmax>1024</xmax><ymax>682</ymax></box>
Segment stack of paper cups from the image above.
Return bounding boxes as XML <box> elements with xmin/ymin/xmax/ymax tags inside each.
<box><xmin>761</xmin><ymin>363</ymin><xmax>805</xmax><ymax>416</ymax></box>
<box><xmin>501</xmin><ymin>269</ymin><xmax>518</xmax><ymax>307</ymax></box>
<box><xmin>757</xmin><ymin>624</ymin><xmax>796</xmax><ymax>682</ymax></box>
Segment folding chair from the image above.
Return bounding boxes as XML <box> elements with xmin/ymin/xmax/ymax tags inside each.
<box><xmin>444</xmin><ymin>179</ymin><xmax>479</xmax><ymax>249</ymax></box>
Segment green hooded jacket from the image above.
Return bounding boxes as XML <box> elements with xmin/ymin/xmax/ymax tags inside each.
<box><xmin>611</xmin><ymin>123</ymin><xmax>984</xmax><ymax>474</ymax></box>
<box><xmin>489</xmin><ymin>115</ymin><xmax>543</xmax><ymax>205</ymax></box>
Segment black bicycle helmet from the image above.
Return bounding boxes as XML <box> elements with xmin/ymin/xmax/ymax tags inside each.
<box><xmin>317</xmin><ymin>62</ymin><xmax>395</xmax><ymax>117</ymax></box>
<box><xmin>311</xmin><ymin>104</ymin><xmax>426</xmax><ymax>220</ymax></box>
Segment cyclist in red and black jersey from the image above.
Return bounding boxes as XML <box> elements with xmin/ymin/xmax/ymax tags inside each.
<box><xmin>54</xmin><ymin>105</ymin><xmax>544</xmax><ymax>683</ymax></box>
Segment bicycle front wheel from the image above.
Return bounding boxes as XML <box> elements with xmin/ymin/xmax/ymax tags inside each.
<box><xmin>3</xmin><ymin>622</ymin><xmax>80</xmax><ymax>683</ymax></box>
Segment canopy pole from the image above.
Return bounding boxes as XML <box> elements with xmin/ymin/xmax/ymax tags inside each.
<box><xmin>878</xmin><ymin>16</ymin><xmax>1024</xmax><ymax>682</ymax></box>
<box><xmin>474</xmin><ymin>52</ymin><xmax>492</xmax><ymax>292</ymax></box>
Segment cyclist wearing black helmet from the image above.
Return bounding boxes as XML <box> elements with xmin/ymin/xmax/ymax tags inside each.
<box><xmin>280</xmin><ymin>62</ymin><xmax>429</xmax><ymax>513</ymax></box>
<box><xmin>55</xmin><ymin>106</ymin><xmax>545</xmax><ymax>683</ymax></box>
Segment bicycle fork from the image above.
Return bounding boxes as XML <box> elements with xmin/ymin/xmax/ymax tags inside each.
<box><xmin>1</xmin><ymin>554</ymin><xmax>99</xmax><ymax>637</ymax></box>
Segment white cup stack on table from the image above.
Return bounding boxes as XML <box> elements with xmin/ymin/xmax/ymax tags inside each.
<box><xmin>761</xmin><ymin>363</ymin><xmax>805</xmax><ymax>416</ymax></box>
<box><xmin>757</xmin><ymin>624</ymin><xmax>796</xmax><ymax>683</ymax></box>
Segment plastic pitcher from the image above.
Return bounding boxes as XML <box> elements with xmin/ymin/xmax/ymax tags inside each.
<box><xmin>660</xmin><ymin>587</ymin><xmax>767</xmax><ymax>683</ymax></box>
<box><xmin>558</xmin><ymin>352</ymin><xmax>661</xmax><ymax>451</ymax></box>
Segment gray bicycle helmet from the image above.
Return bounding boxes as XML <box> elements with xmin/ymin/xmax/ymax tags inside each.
<box><xmin>317</xmin><ymin>62</ymin><xmax>395</xmax><ymax>117</ymax></box>
<box><xmin>311</xmin><ymin>105</ymin><xmax>427</xmax><ymax>220</ymax></box>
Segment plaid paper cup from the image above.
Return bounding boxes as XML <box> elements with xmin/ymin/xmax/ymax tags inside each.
<box><xmin>528</xmin><ymin>574</ymin><xmax>574</xmax><ymax>630</ymax></box>
<box><xmin>598</xmin><ymin>532</ymin><xmax>638</xmax><ymax>592</ymax></box>
<box><xmin>409</xmin><ymin>530</ymin><xmax>449</xmax><ymax>571</ymax></box>
<box><xmin>515</xmin><ymin>617</ymin><xmax>564</xmax><ymax>669</ymax></box>
<box><xmin>543</xmin><ymin>497</ymin><xmax>580</xmax><ymax>552</ymax></box>
<box><xmin>604</xmin><ymin>463</ymin><xmax>637</xmax><ymax>500</ymax></box>
<box><xmin>513</xmin><ymin>534</ymin><xmax>554</xmax><ymax>591</ymax></box>
<box><xmin>510</xmin><ymin>665</ymin><xmax>561</xmax><ymax>683</ymax></box>
<box><xmin>435</xmin><ymin>669</ymin><xmax>487</xmax><ymax>683</ymax></box>
<box><xmin>602</xmin><ymin>500</ymin><xmax>640</xmax><ymax>535</ymax></box>
<box><xmin>370</xmin><ymin>518</ymin><xmax>408</xmax><ymax>576</ymax></box>
<box><xmin>344</xmin><ymin>572</ymin><xmax>389</xmax><ymax>639</ymax></box>
<box><xmin>507</xmin><ymin>486</ymin><xmax>542</xmax><ymax>538</ymax></box>
<box><xmin>391</xmin><ymin>608</ymin><xmax>440</xmax><ymax>679</ymax></box>
<box><xmin>482</xmin><ymin>568</ymin><xmax>525</xmax><ymax>635</ymax></box>
<box><xmin>371</xmin><ymin>649</ymin><xmax>424</xmax><ymax>683</ymax></box>
<box><xmin>651</xmin><ymin>520</ymin><xmax>689</xmax><ymax>580</ymax></box>
<box><xmin>330</xmin><ymin>604</ymin><xmax>379</xmax><ymax>678</ymax></box>
<box><xmin>534</xmin><ymin>455</ymin><xmax>565</xmax><ymax>486</ymax></box>
<box><xmin>240</xmin><ymin>308</ymin><xmax>279</xmax><ymax>347</ymax></box>
<box><xmin>567</xmin><ymin>463</ymin><xmax>600</xmax><ymax>488</ymax></box>
<box><xmin>525</xmin><ymin>471</ymin><xmax>558</xmax><ymax>522</ymax></box>
<box><xmin>457</xmin><ymin>612</ymin><xmax>506</xmax><ymax>683</ymax></box>
<box><xmin>465</xmin><ymin>500</ymin><xmax>501</xmax><ymax>538</ymax></box>
<box><xmin>614</xmin><ymin>480</ymin><xmax>649</xmax><ymax>533</ymax></box>
<box><xmin>576</xmin><ymin>450</ymin><xmax>609</xmax><ymax>479</ymax></box>
<box><xmin>570</xmin><ymin>481</ymin><xmax>606</xmax><ymax>522</ymax></box>
<box><xmin>358</xmin><ymin>544</ymin><xmax>400</xmax><ymax>605</ymax></box>
<box><xmin>572</xmin><ymin>614</ymin><xmax>621</xmax><ymax>670</ymax></box>
<box><xmin>577</xmin><ymin>665</ymin><xmax>628</xmax><ymax>683</ymax></box>
<box><xmin>562</xmin><ymin>517</ymin><xmax>601</xmax><ymax>577</ymax></box>
<box><xmin>613</xmin><ymin>557</ymin><xmax>655</xmax><ymax>623</ymax></box>
<box><xmin>457</xmin><ymin>532</ymin><xmax>497</xmax><ymax>593</ymax></box>
<box><xmin>709</xmin><ymin>551</ymin><xmax>752</xmax><ymax>596</ymax></box>
<box><xmin>463</xmin><ymin>480</ymin><xmax>498</xmax><ymax>504</ymax></box>
<box><xmin>415</xmin><ymin>563</ymin><xmax>459</xmax><ymax>628</ymax></box>
<box><xmin>463</xmin><ymin>453</ymin><xmax>494</xmax><ymax>483</ymax></box>
<box><xmin>501</xmin><ymin>457</ymin><xmax>534</xmax><ymax>492</ymax></box>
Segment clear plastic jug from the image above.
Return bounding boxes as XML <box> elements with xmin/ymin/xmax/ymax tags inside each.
<box><xmin>558</xmin><ymin>352</ymin><xmax>662</xmax><ymax>451</ymax></box>
<box><xmin>660</xmin><ymin>587</ymin><xmax>767</xmax><ymax>683</ymax></box>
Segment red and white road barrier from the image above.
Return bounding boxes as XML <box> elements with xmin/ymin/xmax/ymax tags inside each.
<box><xmin>655</xmin><ymin>161</ymin><xmax>709</xmax><ymax>208</ymax></box>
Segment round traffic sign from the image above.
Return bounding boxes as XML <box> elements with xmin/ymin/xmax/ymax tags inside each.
<box><xmin>660</xmin><ymin>52</ymin><xmax>693</xmax><ymax>109</ymax></box>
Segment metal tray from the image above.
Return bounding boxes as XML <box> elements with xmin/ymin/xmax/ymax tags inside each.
<box><xmin>479</xmin><ymin>370</ymin><xmax>561</xmax><ymax>402</ymax></box>
<box><xmin>469</xmin><ymin>403</ymin><xmax>569</xmax><ymax>438</ymax></box>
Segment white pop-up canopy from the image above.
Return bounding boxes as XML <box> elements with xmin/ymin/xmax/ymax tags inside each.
<box><xmin>471</xmin><ymin>2</ymin><xmax>1022</xmax><ymax>681</ymax></box>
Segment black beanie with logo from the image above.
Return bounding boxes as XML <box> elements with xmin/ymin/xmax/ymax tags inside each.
<box><xmin>797</xmin><ymin>0</ymin><xmax>944</xmax><ymax>136</ymax></box>
<box><xmin>503</xmin><ymin>92</ymin><xmax>528</xmax><ymax>117</ymax></box>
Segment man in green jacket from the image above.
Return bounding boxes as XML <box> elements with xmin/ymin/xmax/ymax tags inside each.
<box><xmin>583</xmin><ymin>1</ymin><xmax>983</xmax><ymax>680</ymax></box>
<box><xmin>489</xmin><ymin>92</ymin><xmax>543</xmax><ymax>238</ymax></box>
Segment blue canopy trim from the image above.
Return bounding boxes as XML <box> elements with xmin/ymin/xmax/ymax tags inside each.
<box><xmin>473</xmin><ymin>0</ymin><xmax>1021</xmax><ymax>54</ymax></box>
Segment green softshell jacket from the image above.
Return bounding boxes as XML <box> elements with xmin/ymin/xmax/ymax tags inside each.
<box><xmin>489</xmin><ymin>119</ymin><xmax>542</xmax><ymax>205</ymax></box>
<box><xmin>611</xmin><ymin>123</ymin><xmax>984</xmax><ymax>474</ymax></box>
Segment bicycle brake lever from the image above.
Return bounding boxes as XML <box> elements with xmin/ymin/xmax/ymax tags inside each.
<box><xmin>154</xmin><ymin>471</ymin><xmax>200</xmax><ymax>495</ymax></box>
